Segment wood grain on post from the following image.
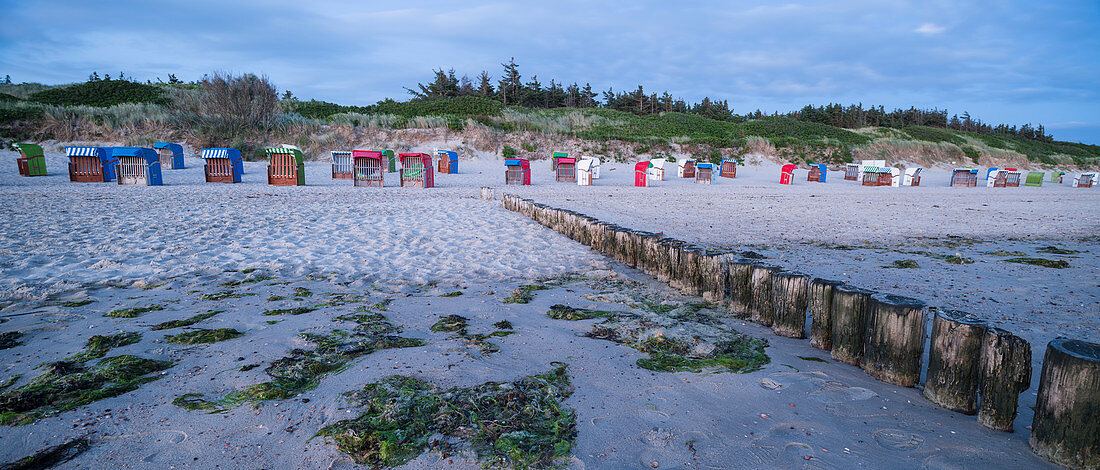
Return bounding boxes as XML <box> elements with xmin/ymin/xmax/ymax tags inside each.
<box><xmin>830</xmin><ymin>284</ymin><xmax>874</xmax><ymax>366</ymax></box>
<box><xmin>977</xmin><ymin>327</ymin><xmax>1031</xmax><ymax>432</ymax></box>
<box><xmin>701</xmin><ymin>253</ymin><xmax>732</xmax><ymax>303</ymax></box>
<box><xmin>923</xmin><ymin>309</ymin><xmax>986</xmax><ymax>414</ymax></box>
<box><xmin>1029</xmin><ymin>338</ymin><xmax>1100</xmax><ymax>469</ymax></box>
<box><xmin>726</xmin><ymin>259</ymin><xmax>756</xmax><ymax>319</ymax></box>
<box><xmin>862</xmin><ymin>293</ymin><xmax>926</xmax><ymax>387</ymax></box>
<box><xmin>771</xmin><ymin>271</ymin><xmax>810</xmax><ymax>338</ymax></box>
<box><xmin>808</xmin><ymin>278</ymin><xmax>844</xmax><ymax>350</ymax></box>
<box><xmin>749</xmin><ymin>264</ymin><xmax>780</xmax><ymax>326</ymax></box>
<box><xmin>677</xmin><ymin>245</ymin><xmax>706</xmax><ymax>296</ymax></box>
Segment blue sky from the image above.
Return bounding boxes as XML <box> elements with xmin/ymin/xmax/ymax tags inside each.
<box><xmin>2</xmin><ymin>0</ymin><xmax>1098</xmax><ymax>143</ymax></box>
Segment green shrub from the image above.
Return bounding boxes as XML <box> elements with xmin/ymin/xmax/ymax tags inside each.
<box><xmin>30</xmin><ymin>80</ymin><xmax>169</xmax><ymax>107</ymax></box>
<box><xmin>961</xmin><ymin>145</ymin><xmax>980</xmax><ymax>163</ymax></box>
<box><xmin>502</xmin><ymin>145</ymin><xmax>518</xmax><ymax>158</ymax></box>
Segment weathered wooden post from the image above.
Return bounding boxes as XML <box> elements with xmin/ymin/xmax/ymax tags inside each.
<box><xmin>481</xmin><ymin>186</ymin><xmax>495</xmax><ymax>200</ymax></box>
<box><xmin>604</xmin><ymin>225</ymin><xmax>623</xmax><ymax>262</ymax></box>
<box><xmin>749</xmin><ymin>264</ymin><xmax>780</xmax><ymax>326</ymax></box>
<box><xmin>726</xmin><ymin>259</ymin><xmax>756</xmax><ymax>319</ymax></box>
<box><xmin>977</xmin><ymin>327</ymin><xmax>1031</xmax><ymax>432</ymax></box>
<box><xmin>923</xmin><ymin>309</ymin><xmax>986</xmax><ymax>414</ymax></box>
<box><xmin>662</xmin><ymin>239</ymin><xmax>685</xmax><ymax>286</ymax></box>
<box><xmin>642</xmin><ymin>235</ymin><xmax>666</xmax><ymax>278</ymax></box>
<box><xmin>830</xmin><ymin>284</ymin><xmax>874</xmax><ymax>365</ymax></box>
<box><xmin>701</xmin><ymin>253</ymin><xmax>732</xmax><ymax>303</ymax></box>
<box><xmin>677</xmin><ymin>245</ymin><xmax>706</xmax><ymax>296</ymax></box>
<box><xmin>1029</xmin><ymin>338</ymin><xmax>1100</xmax><ymax>469</ymax></box>
<box><xmin>808</xmin><ymin>278</ymin><xmax>844</xmax><ymax>350</ymax></box>
<box><xmin>862</xmin><ymin>293</ymin><xmax>926</xmax><ymax>387</ymax></box>
<box><xmin>771</xmin><ymin>271</ymin><xmax>810</xmax><ymax>338</ymax></box>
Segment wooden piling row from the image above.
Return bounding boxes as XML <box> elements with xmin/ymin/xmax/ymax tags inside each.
<box><xmin>500</xmin><ymin>194</ymin><xmax>1095</xmax><ymax>462</ymax></box>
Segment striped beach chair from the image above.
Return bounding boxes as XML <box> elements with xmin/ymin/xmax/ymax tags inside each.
<box><xmin>265</xmin><ymin>147</ymin><xmax>305</xmax><ymax>186</ymax></box>
<box><xmin>844</xmin><ymin>163</ymin><xmax>859</xmax><ymax>180</ymax></box>
<box><xmin>153</xmin><ymin>142</ymin><xmax>184</xmax><ymax>170</ymax></box>
<box><xmin>352</xmin><ymin>150</ymin><xmax>384</xmax><ymax>187</ymax></box>
<box><xmin>113</xmin><ymin>147</ymin><xmax>163</xmax><ymax>186</ymax></box>
<box><xmin>1073</xmin><ymin>172</ymin><xmax>1096</xmax><ymax>188</ymax></box>
<box><xmin>202</xmin><ymin>148</ymin><xmax>242</xmax><ymax>183</ymax></box>
<box><xmin>13</xmin><ymin>143</ymin><xmax>46</xmax><ymax>177</ymax></box>
<box><xmin>331</xmin><ymin>150</ymin><xmax>353</xmax><ymax>179</ymax></box>
<box><xmin>505</xmin><ymin>158</ymin><xmax>530</xmax><ymax>185</ymax></box>
<box><xmin>951</xmin><ymin>168</ymin><xmax>978</xmax><ymax>187</ymax></box>
<box><xmin>720</xmin><ymin>159</ymin><xmax>737</xmax><ymax>178</ymax></box>
<box><xmin>66</xmin><ymin>146</ymin><xmax>117</xmax><ymax>183</ymax></box>
<box><xmin>678</xmin><ymin>158</ymin><xmax>696</xmax><ymax>178</ymax></box>
<box><xmin>555</xmin><ymin>157</ymin><xmax>576</xmax><ymax>183</ymax></box>
<box><xmin>695</xmin><ymin>163</ymin><xmax>715</xmax><ymax>184</ymax></box>
<box><xmin>399</xmin><ymin>153</ymin><xmax>433</xmax><ymax>188</ymax></box>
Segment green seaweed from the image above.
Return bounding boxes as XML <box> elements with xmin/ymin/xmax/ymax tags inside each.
<box><xmin>199</xmin><ymin>291</ymin><xmax>255</xmax><ymax>301</ymax></box>
<box><xmin>901</xmin><ymin>250</ymin><xmax>974</xmax><ymax>265</ymax></box>
<box><xmin>59</xmin><ymin>299</ymin><xmax>94</xmax><ymax>308</ymax></box>
<box><xmin>885</xmin><ymin>259</ymin><xmax>920</xmax><ymax>269</ymax></box>
<box><xmin>105</xmin><ymin>304</ymin><xmax>164</xmax><ymax>318</ymax></box>
<box><xmin>1036</xmin><ymin>245</ymin><xmax>1080</xmax><ymax>255</ymax></box>
<box><xmin>1004</xmin><ymin>257</ymin><xmax>1070</xmax><ymax>269</ymax></box>
<box><xmin>266</xmin><ymin>295</ymin><xmax>288</xmax><ymax>301</ymax></box>
<box><xmin>798</xmin><ymin>355</ymin><xmax>830</xmax><ymax>363</ymax></box>
<box><xmin>503</xmin><ymin>284</ymin><xmax>552</xmax><ymax>304</ymax></box>
<box><xmin>0</xmin><ymin>355</ymin><xmax>173</xmax><ymax>425</ymax></box>
<box><xmin>220</xmin><ymin>274</ymin><xmax>275</xmax><ymax>287</ymax></box>
<box><xmin>0</xmin><ymin>331</ymin><xmax>24</xmax><ymax>350</ymax></box>
<box><xmin>440</xmin><ymin>291</ymin><xmax>463</xmax><ymax>297</ymax></box>
<box><xmin>151</xmin><ymin>311</ymin><xmax>222</xmax><ymax>331</ymax></box>
<box><xmin>546</xmin><ymin>304</ymin><xmax>618</xmax><ymax>320</ymax></box>
<box><xmin>317</xmin><ymin>364</ymin><xmax>576</xmax><ymax>469</ymax></box>
<box><xmin>985</xmin><ymin>250</ymin><xmax>1028</xmax><ymax>257</ymax></box>
<box><xmin>293</xmin><ymin>287</ymin><xmax>313</xmax><ymax>298</ymax></box>
<box><xmin>0</xmin><ymin>375</ymin><xmax>20</xmax><ymax>391</ymax></box>
<box><xmin>164</xmin><ymin>328</ymin><xmax>244</xmax><ymax>344</ymax></box>
<box><xmin>262</xmin><ymin>306</ymin><xmax>317</xmax><ymax>316</ymax></box>
<box><xmin>493</xmin><ymin>320</ymin><xmax>513</xmax><ymax>330</ymax></box>
<box><xmin>66</xmin><ymin>332</ymin><xmax>142</xmax><ymax>362</ymax></box>
<box><xmin>240</xmin><ymin>268</ymin><xmax>259</xmax><ymax>274</ymax></box>
<box><xmin>430</xmin><ymin>315</ymin><xmax>468</xmax><ymax>332</ymax></box>
<box><xmin>0</xmin><ymin>436</ymin><xmax>91</xmax><ymax>469</ymax></box>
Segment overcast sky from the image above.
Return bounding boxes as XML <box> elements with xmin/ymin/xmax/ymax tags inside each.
<box><xmin>2</xmin><ymin>0</ymin><xmax>1098</xmax><ymax>143</ymax></box>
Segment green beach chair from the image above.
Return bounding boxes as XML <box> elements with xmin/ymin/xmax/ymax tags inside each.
<box><xmin>1025</xmin><ymin>171</ymin><xmax>1044</xmax><ymax>187</ymax></box>
<box><xmin>14</xmin><ymin>143</ymin><xmax>47</xmax><ymax>176</ymax></box>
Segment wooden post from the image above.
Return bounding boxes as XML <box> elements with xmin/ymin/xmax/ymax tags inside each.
<box><xmin>830</xmin><ymin>284</ymin><xmax>874</xmax><ymax>366</ymax></box>
<box><xmin>1029</xmin><ymin>338</ymin><xmax>1100</xmax><ymax>469</ymax></box>
<box><xmin>771</xmin><ymin>271</ymin><xmax>810</xmax><ymax>338</ymax></box>
<box><xmin>677</xmin><ymin>245</ymin><xmax>705</xmax><ymax>296</ymax></box>
<box><xmin>923</xmin><ymin>309</ymin><xmax>986</xmax><ymax>414</ymax></box>
<box><xmin>662</xmin><ymin>239</ymin><xmax>685</xmax><ymax>286</ymax></box>
<box><xmin>701</xmin><ymin>253</ymin><xmax>732</xmax><ymax>303</ymax></box>
<box><xmin>977</xmin><ymin>327</ymin><xmax>1031</xmax><ymax>432</ymax></box>
<box><xmin>808</xmin><ymin>278</ymin><xmax>844</xmax><ymax>350</ymax></box>
<box><xmin>862</xmin><ymin>293</ymin><xmax>926</xmax><ymax>387</ymax></box>
<box><xmin>749</xmin><ymin>264</ymin><xmax>780</xmax><ymax>326</ymax></box>
<box><xmin>643</xmin><ymin>235</ymin><xmax>666</xmax><ymax>278</ymax></box>
<box><xmin>726</xmin><ymin>259</ymin><xmax>756</xmax><ymax>319</ymax></box>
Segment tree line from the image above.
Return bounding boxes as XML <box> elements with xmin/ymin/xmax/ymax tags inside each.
<box><xmin>409</xmin><ymin>58</ymin><xmax>1053</xmax><ymax>143</ymax></box>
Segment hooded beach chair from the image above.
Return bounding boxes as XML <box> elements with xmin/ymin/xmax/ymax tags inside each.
<box><xmin>153</xmin><ymin>142</ymin><xmax>184</xmax><ymax>170</ymax></box>
<box><xmin>13</xmin><ymin>143</ymin><xmax>46</xmax><ymax>177</ymax></box>
<box><xmin>505</xmin><ymin>158</ymin><xmax>530</xmax><ymax>185</ymax></box>
<box><xmin>1073</xmin><ymin>172</ymin><xmax>1096</xmax><ymax>188</ymax></box>
<box><xmin>1051</xmin><ymin>171</ymin><xmax>1065</xmax><ymax>184</ymax></box>
<box><xmin>1003</xmin><ymin>169</ymin><xmax>1022</xmax><ymax>187</ymax></box>
<box><xmin>1025</xmin><ymin>172</ymin><xmax>1044</xmax><ymax>187</ymax></box>
<box><xmin>435</xmin><ymin>149</ymin><xmax>458</xmax><ymax>174</ymax></box>
<box><xmin>695</xmin><ymin>163</ymin><xmax>715</xmax><ymax>184</ymax></box>
<box><xmin>903</xmin><ymin>167</ymin><xmax>923</xmax><ymax>186</ymax></box>
<box><xmin>555</xmin><ymin>156</ymin><xmax>576</xmax><ymax>183</ymax></box>
<box><xmin>861</xmin><ymin>166</ymin><xmax>888</xmax><ymax>186</ymax></box>
<box><xmin>635</xmin><ymin>161</ymin><xmax>650</xmax><ymax>187</ymax></box>
<box><xmin>648</xmin><ymin>158</ymin><xmax>667</xmax><ymax>181</ymax></box>
<box><xmin>858</xmin><ymin>160</ymin><xmax>886</xmax><ymax>182</ymax></box>
<box><xmin>265</xmin><ymin>147</ymin><xmax>305</xmax><ymax>186</ymax></box>
<box><xmin>844</xmin><ymin>163</ymin><xmax>859</xmax><ymax>180</ymax></box>
<box><xmin>331</xmin><ymin>150</ymin><xmax>353</xmax><ymax>179</ymax></box>
<box><xmin>678</xmin><ymin>158</ymin><xmax>696</xmax><ymax>178</ymax></box>
<box><xmin>113</xmin><ymin>147</ymin><xmax>163</xmax><ymax>186</ymax></box>
<box><xmin>577</xmin><ymin>158</ymin><xmax>594</xmax><ymax>186</ymax></box>
<box><xmin>352</xmin><ymin>150</ymin><xmax>384</xmax><ymax>187</ymax></box>
<box><xmin>202</xmin><ymin>148</ymin><xmax>243</xmax><ymax>183</ymax></box>
<box><xmin>399</xmin><ymin>153</ymin><xmax>434</xmax><ymax>188</ymax></box>
<box><xmin>780</xmin><ymin>164</ymin><xmax>797</xmax><ymax>185</ymax></box>
<box><xmin>888</xmin><ymin>167</ymin><xmax>902</xmax><ymax>187</ymax></box>
<box><xmin>66</xmin><ymin>146</ymin><xmax>117</xmax><ymax>182</ymax></box>
<box><xmin>951</xmin><ymin>168</ymin><xmax>978</xmax><ymax>187</ymax></box>
<box><xmin>370</xmin><ymin>149</ymin><xmax>397</xmax><ymax>173</ymax></box>
<box><xmin>720</xmin><ymin>159</ymin><xmax>737</xmax><ymax>178</ymax></box>
<box><xmin>808</xmin><ymin>163</ymin><xmax>827</xmax><ymax>182</ymax></box>
<box><xmin>985</xmin><ymin>168</ymin><xmax>1001</xmax><ymax>187</ymax></box>
<box><xmin>550</xmin><ymin>151</ymin><xmax>568</xmax><ymax>172</ymax></box>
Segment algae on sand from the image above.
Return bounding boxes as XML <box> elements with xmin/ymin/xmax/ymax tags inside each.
<box><xmin>431</xmin><ymin>314</ymin><xmax>468</xmax><ymax>332</ymax></box>
<box><xmin>0</xmin><ymin>331</ymin><xmax>24</xmax><ymax>350</ymax></box>
<box><xmin>165</xmin><ymin>328</ymin><xmax>243</xmax><ymax>344</ymax></box>
<box><xmin>318</xmin><ymin>364</ymin><xmax>576</xmax><ymax>469</ymax></box>
<box><xmin>58</xmin><ymin>299</ymin><xmax>94</xmax><ymax>307</ymax></box>
<box><xmin>105</xmin><ymin>304</ymin><xmax>164</xmax><ymax>318</ymax></box>
<box><xmin>1005</xmin><ymin>257</ymin><xmax>1070</xmax><ymax>269</ymax></box>
<box><xmin>151</xmin><ymin>310</ymin><xmax>222</xmax><ymax>331</ymax></box>
<box><xmin>199</xmin><ymin>291</ymin><xmax>255</xmax><ymax>301</ymax></box>
<box><xmin>67</xmin><ymin>332</ymin><xmax>142</xmax><ymax>362</ymax></box>
<box><xmin>0</xmin><ymin>436</ymin><xmax>91</xmax><ymax>469</ymax></box>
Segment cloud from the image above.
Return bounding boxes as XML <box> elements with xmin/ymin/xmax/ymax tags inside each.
<box><xmin>915</xmin><ymin>23</ymin><xmax>947</xmax><ymax>34</ymax></box>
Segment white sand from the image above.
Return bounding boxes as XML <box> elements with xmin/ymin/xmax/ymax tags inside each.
<box><xmin>1</xmin><ymin>146</ymin><xmax>1093</xmax><ymax>468</ymax></box>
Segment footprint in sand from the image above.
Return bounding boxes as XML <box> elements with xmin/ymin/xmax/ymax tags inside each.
<box><xmin>873</xmin><ymin>428</ymin><xmax>924</xmax><ymax>450</ymax></box>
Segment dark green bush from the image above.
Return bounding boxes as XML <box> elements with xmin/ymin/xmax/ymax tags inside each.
<box><xmin>29</xmin><ymin>80</ymin><xmax>169</xmax><ymax>107</ymax></box>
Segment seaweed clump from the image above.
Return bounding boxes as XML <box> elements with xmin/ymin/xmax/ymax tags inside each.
<box><xmin>546</xmin><ymin>304</ymin><xmax>618</xmax><ymax>320</ymax></box>
<box><xmin>67</xmin><ymin>332</ymin><xmax>142</xmax><ymax>362</ymax></box>
<box><xmin>0</xmin><ymin>436</ymin><xmax>91</xmax><ymax>469</ymax></box>
<box><xmin>0</xmin><ymin>331</ymin><xmax>24</xmax><ymax>350</ymax></box>
<box><xmin>886</xmin><ymin>259</ymin><xmax>920</xmax><ymax>269</ymax></box>
<box><xmin>1037</xmin><ymin>245</ymin><xmax>1080</xmax><ymax>255</ymax></box>
<box><xmin>431</xmin><ymin>315</ymin><xmax>469</xmax><ymax>332</ymax></box>
<box><xmin>1005</xmin><ymin>257</ymin><xmax>1070</xmax><ymax>269</ymax></box>
<box><xmin>199</xmin><ymin>291</ymin><xmax>255</xmax><ymax>301</ymax></box>
<box><xmin>431</xmin><ymin>315</ymin><xmax>513</xmax><ymax>354</ymax></box>
<box><xmin>503</xmin><ymin>284</ymin><xmax>552</xmax><ymax>304</ymax></box>
<box><xmin>151</xmin><ymin>310</ymin><xmax>222</xmax><ymax>331</ymax></box>
<box><xmin>262</xmin><ymin>306</ymin><xmax>318</xmax><ymax>316</ymax></box>
<box><xmin>318</xmin><ymin>364</ymin><xmax>576</xmax><ymax>469</ymax></box>
<box><xmin>164</xmin><ymin>328</ymin><xmax>244</xmax><ymax>344</ymax></box>
<box><xmin>104</xmin><ymin>304</ymin><xmax>164</xmax><ymax>318</ymax></box>
<box><xmin>173</xmin><ymin>311</ymin><xmax>424</xmax><ymax>410</ymax></box>
<box><xmin>59</xmin><ymin>299</ymin><xmax>94</xmax><ymax>308</ymax></box>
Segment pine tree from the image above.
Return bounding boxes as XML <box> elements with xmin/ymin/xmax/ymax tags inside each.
<box><xmin>477</xmin><ymin>71</ymin><xmax>494</xmax><ymax>97</ymax></box>
<box><xmin>498</xmin><ymin>58</ymin><xmax>521</xmax><ymax>105</ymax></box>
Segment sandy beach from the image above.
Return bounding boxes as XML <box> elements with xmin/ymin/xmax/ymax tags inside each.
<box><xmin>1</xmin><ymin>146</ymin><xmax>1096</xmax><ymax>468</ymax></box>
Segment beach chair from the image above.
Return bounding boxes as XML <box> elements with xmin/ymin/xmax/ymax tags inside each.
<box><xmin>695</xmin><ymin>163</ymin><xmax>715</xmax><ymax>184</ymax></box>
<box><xmin>435</xmin><ymin>149</ymin><xmax>458</xmax><ymax>174</ymax></box>
<box><xmin>648</xmin><ymin>158</ymin><xmax>667</xmax><ymax>181</ymax></box>
<box><xmin>720</xmin><ymin>159</ymin><xmax>737</xmax><ymax>178</ymax></box>
<box><xmin>352</xmin><ymin>150</ymin><xmax>384</xmax><ymax>187</ymax></box>
<box><xmin>844</xmin><ymin>163</ymin><xmax>859</xmax><ymax>180</ymax></box>
<box><xmin>1025</xmin><ymin>171</ymin><xmax>1044</xmax><ymax>187</ymax></box>
<box><xmin>807</xmin><ymin>163</ymin><xmax>827</xmax><ymax>182</ymax></box>
<box><xmin>862</xmin><ymin>166</ymin><xmax>884</xmax><ymax>186</ymax></box>
<box><xmin>903</xmin><ymin>167</ymin><xmax>923</xmax><ymax>186</ymax></box>
<box><xmin>589</xmin><ymin>156</ymin><xmax>601</xmax><ymax>179</ymax></box>
<box><xmin>153</xmin><ymin>142</ymin><xmax>184</xmax><ymax>170</ymax></box>
<box><xmin>265</xmin><ymin>147</ymin><xmax>305</xmax><ymax>186</ymax></box>
<box><xmin>951</xmin><ymin>168</ymin><xmax>978</xmax><ymax>187</ymax></box>
<box><xmin>888</xmin><ymin>167</ymin><xmax>902</xmax><ymax>187</ymax></box>
<box><xmin>551</xmin><ymin>151</ymin><xmax>568</xmax><ymax>172</ymax></box>
<box><xmin>13</xmin><ymin>143</ymin><xmax>46</xmax><ymax>177</ymax></box>
<box><xmin>369</xmin><ymin>149</ymin><xmax>397</xmax><ymax>173</ymax></box>
<box><xmin>66</xmin><ymin>146</ymin><xmax>117</xmax><ymax>183</ymax></box>
<box><xmin>858</xmin><ymin>160</ymin><xmax>886</xmax><ymax>182</ymax></box>
<box><xmin>331</xmin><ymin>150</ymin><xmax>353</xmax><ymax>179</ymax></box>
<box><xmin>555</xmin><ymin>157</ymin><xmax>576</xmax><ymax>183</ymax></box>
<box><xmin>399</xmin><ymin>153</ymin><xmax>434</xmax><ymax>188</ymax></box>
<box><xmin>678</xmin><ymin>158</ymin><xmax>696</xmax><ymax>178</ymax></box>
<box><xmin>201</xmin><ymin>148</ymin><xmax>243</xmax><ymax>183</ymax></box>
<box><xmin>780</xmin><ymin>164</ymin><xmax>797</xmax><ymax>185</ymax></box>
<box><xmin>1003</xmin><ymin>169</ymin><xmax>1022</xmax><ymax>187</ymax></box>
<box><xmin>985</xmin><ymin>168</ymin><xmax>1001</xmax><ymax>187</ymax></box>
<box><xmin>505</xmin><ymin>158</ymin><xmax>530</xmax><ymax>185</ymax></box>
<box><xmin>1051</xmin><ymin>171</ymin><xmax>1065</xmax><ymax>184</ymax></box>
<box><xmin>1073</xmin><ymin>172</ymin><xmax>1096</xmax><ymax>188</ymax></box>
<box><xmin>635</xmin><ymin>161</ymin><xmax>650</xmax><ymax>187</ymax></box>
<box><xmin>113</xmin><ymin>147</ymin><xmax>163</xmax><ymax>186</ymax></box>
<box><xmin>577</xmin><ymin>158</ymin><xmax>594</xmax><ymax>186</ymax></box>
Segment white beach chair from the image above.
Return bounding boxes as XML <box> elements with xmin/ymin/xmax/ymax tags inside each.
<box><xmin>678</xmin><ymin>158</ymin><xmax>696</xmax><ymax>178</ymax></box>
<box><xmin>648</xmin><ymin>158</ymin><xmax>667</xmax><ymax>181</ymax></box>
<box><xmin>903</xmin><ymin>167</ymin><xmax>923</xmax><ymax>186</ymax></box>
<box><xmin>577</xmin><ymin>158</ymin><xmax>594</xmax><ymax>186</ymax></box>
